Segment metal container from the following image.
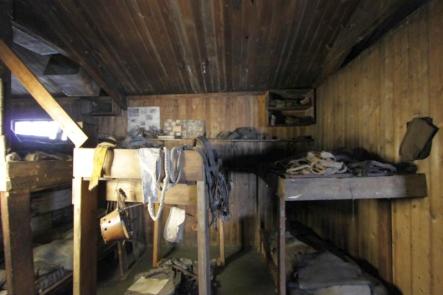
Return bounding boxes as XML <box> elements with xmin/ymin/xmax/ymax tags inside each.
<box><xmin>100</xmin><ymin>209</ymin><xmax>130</xmax><ymax>243</ymax></box>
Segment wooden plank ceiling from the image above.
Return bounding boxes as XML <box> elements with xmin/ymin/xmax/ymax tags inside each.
<box><xmin>13</xmin><ymin>0</ymin><xmax>425</xmax><ymax>99</ymax></box>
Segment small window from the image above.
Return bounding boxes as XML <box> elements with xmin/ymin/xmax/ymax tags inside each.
<box><xmin>12</xmin><ymin>120</ymin><xmax>68</xmax><ymax>142</ymax></box>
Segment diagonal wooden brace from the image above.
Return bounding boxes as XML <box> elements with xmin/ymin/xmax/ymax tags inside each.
<box><xmin>0</xmin><ymin>39</ymin><xmax>88</xmax><ymax>147</ymax></box>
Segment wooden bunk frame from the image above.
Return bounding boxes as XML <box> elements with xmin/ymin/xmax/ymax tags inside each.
<box><xmin>0</xmin><ymin>154</ymin><xmax>73</xmax><ymax>295</ymax></box>
<box><xmin>72</xmin><ymin>148</ymin><xmax>219</xmax><ymax>295</ymax></box>
<box><xmin>271</xmin><ymin>174</ymin><xmax>428</xmax><ymax>295</ymax></box>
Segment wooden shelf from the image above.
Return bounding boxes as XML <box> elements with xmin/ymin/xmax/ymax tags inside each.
<box><xmin>278</xmin><ymin>174</ymin><xmax>427</xmax><ymax>201</ymax></box>
<box><xmin>268</xmin><ymin>106</ymin><xmax>312</xmax><ymax>111</ymax></box>
<box><xmin>150</xmin><ymin>138</ymin><xmax>311</xmax><ymax>143</ymax></box>
<box><xmin>264</xmin><ymin>89</ymin><xmax>316</xmax><ymax>127</ymax></box>
<box><xmin>73</xmin><ymin>148</ymin><xmax>203</xmax><ymax>182</ymax></box>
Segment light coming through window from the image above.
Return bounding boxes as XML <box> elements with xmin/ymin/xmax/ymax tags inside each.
<box><xmin>13</xmin><ymin>120</ymin><xmax>68</xmax><ymax>141</ymax></box>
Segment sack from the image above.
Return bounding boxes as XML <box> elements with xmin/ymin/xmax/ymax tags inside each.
<box><xmin>400</xmin><ymin>117</ymin><xmax>438</xmax><ymax>161</ymax></box>
<box><xmin>163</xmin><ymin>207</ymin><xmax>186</xmax><ymax>243</ymax></box>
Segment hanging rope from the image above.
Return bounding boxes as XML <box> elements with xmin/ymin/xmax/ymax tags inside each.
<box><xmin>146</xmin><ymin>147</ymin><xmax>184</xmax><ymax>221</ymax></box>
<box><xmin>195</xmin><ymin>136</ymin><xmax>230</xmax><ymax>225</ymax></box>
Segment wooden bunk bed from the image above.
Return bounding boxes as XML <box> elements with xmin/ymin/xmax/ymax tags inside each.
<box><xmin>0</xmin><ymin>153</ymin><xmax>73</xmax><ymax>294</ymax></box>
<box><xmin>72</xmin><ymin>148</ymin><xmax>218</xmax><ymax>295</ymax></box>
<box><xmin>262</xmin><ymin>173</ymin><xmax>428</xmax><ymax>295</ymax></box>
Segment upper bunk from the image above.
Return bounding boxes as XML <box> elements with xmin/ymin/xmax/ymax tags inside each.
<box><xmin>0</xmin><ymin>138</ymin><xmax>72</xmax><ymax>192</ymax></box>
<box><xmin>277</xmin><ymin>174</ymin><xmax>427</xmax><ymax>201</ymax></box>
<box><xmin>1</xmin><ymin>156</ymin><xmax>72</xmax><ymax>193</ymax></box>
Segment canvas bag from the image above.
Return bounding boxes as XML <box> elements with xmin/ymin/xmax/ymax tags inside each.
<box><xmin>400</xmin><ymin>117</ymin><xmax>439</xmax><ymax>161</ymax></box>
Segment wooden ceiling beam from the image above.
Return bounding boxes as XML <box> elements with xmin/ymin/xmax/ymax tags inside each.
<box><xmin>317</xmin><ymin>0</ymin><xmax>428</xmax><ymax>85</ymax></box>
<box><xmin>0</xmin><ymin>40</ymin><xmax>88</xmax><ymax>147</ymax></box>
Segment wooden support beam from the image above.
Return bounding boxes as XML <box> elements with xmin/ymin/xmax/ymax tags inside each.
<box><xmin>197</xmin><ymin>180</ymin><xmax>211</xmax><ymax>295</ymax></box>
<box><xmin>73</xmin><ymin>178</ymin><xmax>98</xmax><ymax>295</ymax></box>
<box><xmin>0</xmin><ymin>40</ymin><xmax>88</xmax><ymax>147</ymax></box>
<box><xmin>1</xmin><ymin>191</ymin><xmax>35</xmax><ymax>295</ymax></box>
<box><xmin>74</xmin><ymin>148</ymin><xmax>203</xmax><ymax>182</ymax></box>
<box><xmin>117</xmin><ymin>241</ymin><xmax>128</xmax><ymax>279</ymax></box>
<box><xmin>0</xmin><ymin>0</ymin><xmax>12</xmax><ymax>142</ymax></box>
<box><xmin>152</xmin><ymin>203</ymin><xmax>160</xmax><ymax>267</ymax></box>
<box><xmin>218</xmin><ymin>219</ymin><xmax>225</xmax><ymax>266</ymax></box>
<box><xmin>278</xmin><ymin>193</ymin><xmax>286</xmax><ymax>295</ymax></box>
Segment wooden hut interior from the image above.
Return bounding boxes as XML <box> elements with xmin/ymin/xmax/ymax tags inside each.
<box><xmin>0</xmin><ymin>0</ymin><xmax>441</xmax><ymax>294</ymax></box>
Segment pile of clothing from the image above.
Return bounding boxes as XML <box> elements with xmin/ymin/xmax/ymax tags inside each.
<box><xmin>5</xmin><ymin>151</ymin><xmax>72</xmax><ymax>162</ymax></box>
<box><xmin>276</xmin><ymin>148</ymin><xmax>401</xmax><ymax>178</ymax></box>
<box><xmin>216</xmin><ymin>127</ymin><xmax>268</xmax><ymax>140</ymax></box>
<box><xmin>289</xmin><ymin>251</ymin><xmax>387</xmax><ymax>295</ymax></box>
<box><xmin>269</xmin><ymin>231</ymin><xmax>387</xmax><ymax>295</ymax></box>
<box><xmin>0</xmin><ymin>229</ymin><xmax>73</xmax><ymax>294</ymax></box>
<box><xmin>120</xmin><ymin>127</ymin><xmax>162</xmax><ymax>149</ymax></box>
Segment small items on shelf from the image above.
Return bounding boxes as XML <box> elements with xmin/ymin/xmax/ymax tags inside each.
<box><xmin>265</xmin><ymin>89</ymin><xmax>316</xmax><ymax>127</ymax></box>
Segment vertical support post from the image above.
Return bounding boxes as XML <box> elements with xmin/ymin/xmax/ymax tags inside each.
<box><xmin>73</xmin><ymin>178</ymin><xmax>98</xmax><ymax>295</ymax></box>
<box><xmin>197</xmin><ymin>180</ymin><xmax>211</xmax><ymax>295</ymax></box>
<box><xmin>117</xmin><ymin>241</ymin><xmax>128</xmax><ymax>279</ymax></box>
<box><xmin>218</xmin><ymin>218</ymin><xmax>225</xmax><ymax>266</ymax></box>
<box><xmin>0</xmin><ymin>191</ymin><xmax>35</xmax><ymax>295</ymax></box>
<box><xmin>278</xmin><ymin>193</ymin><xmax>286</xmax><ymax>295</ymax></box>
<box><xmin>0</xmin><ymin>0</ymin><xmax>12</xmax><ymax>140</ymax></box>
<box><xmin>152</xmin><ymin>203</ymin><xmax>160</xmax><ymax>267</ymax></box>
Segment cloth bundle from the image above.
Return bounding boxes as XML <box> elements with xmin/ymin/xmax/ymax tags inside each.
<box><xmin>286</xmin><ymin>151</ymin><xmax>348</xmax><ymax>176</ymax></box>
<box><xmin>138</xmin><ymin>147</ymin><xmax>184</xmax><ymax>221</ymax></box>
<box><xmin>163</xmin><ymin>207</ymin><xmax>186</xmax><ymax>243</ymax></box>
<box><xmin>281</xmin><ymin>149</ymin><xmax>398</xmax><ymax>178</ymax></box>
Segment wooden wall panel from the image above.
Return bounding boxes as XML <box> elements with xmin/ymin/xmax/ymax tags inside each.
<box><xmin>96</xmin><ymin>92</ymin><xmax>306</xmax><ymax>140</ymax></box>
<box><xmin>294</xmin><ymin>1</ymin><xmax>443</xmax><ymax>294</ymax></box>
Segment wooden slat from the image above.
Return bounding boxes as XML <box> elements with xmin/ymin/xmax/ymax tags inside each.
<box><xmin>0</xmin><ymin>135</ymin><xmax>7</xmax><ymax>191</ymax></box>
<box><xmin>0</xmin><ymin>191</ymin><xmax>35</xmax><ymax>295</ymax></box>
<box><xmin>217</xmin><ymin>219</ymin><xmax>225</xmax><ymax>266</ymax></box>
<box><xmin>278</xmin><ymin>193</ymin><xmax>286</xmax><ymax>295</ymax></box>
<box><xmin>428</xmin><ymin>1</ymin><xmax>443</xmax><ymax>294</ymax></box>
<box><xmin>280</xmin><ymin>174</ymin><xmax>427</xmax><ymax>201</ymax></box>
<box><xmin>72</xmin><ymin>178</ymin><xmax>98</xmax><ymax>295</ymax></box>
<box><xmin>14</xmin><ymin>0</ymin><xmax>423</xmax><ymax>94</ymax></box>
<box><xmin>5</xmin><ymin>160</ymin><xmax>72</xmax><ymax>192</ymax></box>
<box><xmin>152</xmin><ymin>203</ymin><xmax>160</xmax><ymax>267</ymax></box>
<box><xmin>74</xmin><ymin>148</ymin><xmax>203</xmax><ymax>181</ymax></box>
<box><xmin>196</xmin><ymin>180</ymin><xmax>211</xmax><ymax>295</ymax></box>
<box><xmin>106</xmin><ymin>180</ymin><xmax>197</xmax><ymax>206</ymax></box>
<box><xmin>0</xmin><ymin>40</ymin><xmax>88</xmax><ymax>147</ymax></box>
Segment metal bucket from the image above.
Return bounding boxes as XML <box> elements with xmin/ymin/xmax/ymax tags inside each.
<box><xmin>100</xmin><ymin>209</ymin><xmax>130</xmax><ymax>243</ymax></box>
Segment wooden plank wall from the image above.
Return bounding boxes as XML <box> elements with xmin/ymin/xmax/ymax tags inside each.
<box><xmin>96</xmin><ymin>92</ymin><xmax>310</xmax><ymax>139</ymax></box>
<box><xmin>293</xmin><ymin>1</ymin><xmax>443</xmax><ymax>294</ymax></box>
<box><xmin>8</xmin><ymin>97</ymin><xmax>85</xmax><ymax>121</ymax></box>
<box><xmin>96</xmin><ymin>92</ymin><xmax>307</xmax><ymax>248</ymax></box>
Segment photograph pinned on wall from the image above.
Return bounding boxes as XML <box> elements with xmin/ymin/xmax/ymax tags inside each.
<box><xmin>127</xmin><ymin>106</ymin><xmax>160</xmax><ymax>134</ymax></box>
